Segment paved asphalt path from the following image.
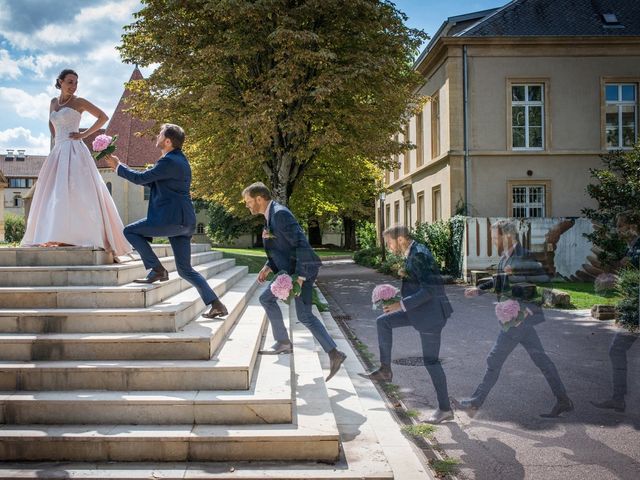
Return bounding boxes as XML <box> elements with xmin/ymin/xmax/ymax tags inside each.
<box><xmin>317</xmin><ymin>261</ymin><xmax>640</xmax><ymax>480</ymax></box>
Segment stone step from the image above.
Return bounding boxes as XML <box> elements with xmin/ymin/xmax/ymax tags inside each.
<box><xmin>0</xmin><ymin>258</ymin><xmax>236</xmax><ymax>309</ymax></box>
<box><xmin>0</xmin><ymin>287</ymin><xmax>267</xmax><ymax>391</ymax></box>
<box><xmin>0</xmin><ymin>271</ymin><xmax>254</xmax><ymax>361</ymax></box>
<box><xmin>0</xmin><ymin>353</ymin><xmax>292</xmax><ymax>425</ymax></box>
<box><xmin>0</xmin><ymin>251</ymin><xmax>221</xmax><ymax>287</ymax></box>
<box><xmin>0</xmin><ymin>243</ymin><xmax>210</xmax><ymax>267</ymax></box>
<box><xmin>0</xmin><ymin>269</ymin><xmax>254</xmax><ymax>334</ymax></box>
<box><xmin>0</xmin><ymin>311</ymin><xmax>339</xmax><ymax>463</ymax></box>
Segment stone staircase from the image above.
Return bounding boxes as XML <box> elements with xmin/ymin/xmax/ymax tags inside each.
<box><xmin>0</xmin><ymin>245</ymin><xmax>430</xmax><ymax>478</ymax></box>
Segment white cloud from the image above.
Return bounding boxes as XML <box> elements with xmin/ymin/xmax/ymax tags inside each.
<box><xmin>17</xmin><ymin>53</ymin><xmax>69</xmax><ymax>78</ymax></box>
<box><xmin>0</xmin><ymin>88</ymin><xmax>51</xmax><ymax>121</ymax></box>
<box><xmin>0</xmin><ymin>49</ymin><xmax>21</xmax><ymax>79</ymax></box>
<box><xmin>1</xmin><ymin>0</ymin><xmax>139</xmax><ymax>51</ymax></box>
<box><xmin>0</xmin><ymin>127</ymin><xmax>50</xmax><ymax>155</ymax></box>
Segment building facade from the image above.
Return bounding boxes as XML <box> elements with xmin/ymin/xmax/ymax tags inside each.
<box><xmin>378</xmin><ymin>0</ymin><xmax>640</xmax><ymax>231</ymax></box>
<box><xmin>1</xmin><ymin>150</ymin><xmax>45</xmax><ymax>218</ymax></box>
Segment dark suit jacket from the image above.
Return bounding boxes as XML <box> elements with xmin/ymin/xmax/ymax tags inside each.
<box><xmin>478</xmin><ymin>242</ymin><xmax>549</xmax><ymax>325</ymax></box>
<box><xmin>401</xmin><ymin>242</ymin><xmax>453</xmax><ymax>333</ymax></box>
<box><xmin>116</xmin><ymin>148</ymin><xmax>197</xmax><ymax>228</ymax></box>
<box><xmin>263</xmin><ymin>202</ymin><xmax>322</xmax><ymax>279</ymax></box>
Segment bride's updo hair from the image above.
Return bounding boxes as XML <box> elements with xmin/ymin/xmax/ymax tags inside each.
<box><xmin>55</xmin><ymin>69</ymin><xmax>78</xmax><ymax>89</ymax></box>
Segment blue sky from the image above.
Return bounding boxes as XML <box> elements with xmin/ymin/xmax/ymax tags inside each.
<box><xmin>0</xmin><ymin>0</ymin><xmax>504</xmax><ymax>155</ymax></box>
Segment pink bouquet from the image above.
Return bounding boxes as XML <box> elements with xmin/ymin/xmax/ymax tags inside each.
<box><xmin>495</xmin><ymin>299</ymin><xmax>532</xmax><ymax>332</ymax></box>
<box><xmin>91</xmin><ymin>134</ymin><xmax>118</xmax><ymax>161</ymax></box>
<box><xmin>371</xmin><ymin>283</ymin><xmax>400</xmax><ymax>310</ymax></box>
<box><xmin>269</xmin><ymin>272</ymin><xmax>301</xmax><ymax>303</ymax></box>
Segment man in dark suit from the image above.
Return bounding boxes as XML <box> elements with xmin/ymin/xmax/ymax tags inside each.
<box><xmin>455</xmin><ymin>219</ymin><xmax>573</xmax><ymax>418</ymax></box>
<box><xmin>242</xmin><ymin>182</ymin><xmax>346</xmax><ymax>381</ymax></box>
<box><xmin>362</xmin><ymin>225</ymin><xmax>454</xmax><ymax>424</ymax></box>
<box><xmin>105</xmin><ymin>124</ymin><xmax>227</xmax><ymax>319</ymax></box>
<box><xmin>591</xmin><ymin>213</ymin><xmax>639</xmax><ymax>413</ymax></box>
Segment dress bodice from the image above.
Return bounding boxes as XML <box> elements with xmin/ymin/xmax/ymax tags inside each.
<box><xmin>50</xmin><ymin>107</ymin><xmax>82</xmax><ymax>145</ymax></box>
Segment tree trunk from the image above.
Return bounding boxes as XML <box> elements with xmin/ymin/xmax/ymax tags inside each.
<box><xmin>308</xmin><ymin>217</ymin><xmax>322</xmax><ymax>246</ymax></box>
<box><xmin>343</xmin><ymin>216</ymin><xmax>357</xmax><ymax>250</ymax></box>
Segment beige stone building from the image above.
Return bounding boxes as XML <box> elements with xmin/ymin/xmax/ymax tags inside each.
<box><xmin>1</xmin><ymin>150</ymin><xmax>45</xmax><ymax>219</ymax></box>
<box><xmin>378</xmin><ymin>0</ymin><xmax>640</xmax><ymax>231</ymax></box>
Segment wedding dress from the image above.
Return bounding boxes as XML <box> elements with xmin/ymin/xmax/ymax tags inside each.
<box><xmin>21</xmin><ymin>107</ymin><xmax>132</xmax><ymax>256</ymax></box>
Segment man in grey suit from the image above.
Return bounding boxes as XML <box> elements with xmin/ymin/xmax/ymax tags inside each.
<box><xmin>362</xmin><ymin>225</ymin><xmax>454</xmax><ymax>424</ymax></box>
<box><xmin>242</xmin><ymin>182</ymin><xmax>346</xmax><ymax>382</ymax></box>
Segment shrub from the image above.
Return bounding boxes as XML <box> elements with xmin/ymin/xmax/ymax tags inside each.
<box><xmin>615</xmin><ymin>267</ymin><xmax>639</xmax><ymax>332</ymax></box>
<box><xmin>353</xmin><ymin>247</ymin><xmax>381</xmax><ymax>268</ymax></box>
<box><xmin>356</xmin><ymin>220</ymin><xmax>377</xmax><ymax>250</ymax></box>
<box><xmin>4</xmin><ymin>214</ymin><xmax>25</xmax><ymax>243</ymax></box>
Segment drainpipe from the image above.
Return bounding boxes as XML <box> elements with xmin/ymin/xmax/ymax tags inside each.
<box><xmin>463</xmin><ymin>45</ymin><xmax>469</xmax><ymax>215</ymax></box>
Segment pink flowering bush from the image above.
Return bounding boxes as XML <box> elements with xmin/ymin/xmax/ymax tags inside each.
<box><xmin>371</xmin><ymin>283</ymin><xmax>400</xmax><ymax>310</ymax></box>
<box><xmin>495</xmin><ymin>299</ymin><xmax>531</xmax><ymax>332</ymax></box>
<box><xmin>91</xmin><ymin>134</ymin><xmax>118</xmax><ymax>161</ymax></box>
<box><xmin>269</xmin><ymin>272</ymin><xmax>301</xmax><ymax>303</ymax></box>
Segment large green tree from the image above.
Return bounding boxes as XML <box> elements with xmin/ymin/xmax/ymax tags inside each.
<box><xmin>582</xmin><ymin>144</ymin><xmax>640</xmax><ymax>267</ymax></box>
<box><xmin>119</xmin><ymin>0</ymin><xmax>425</xmax><ymax>205</ymax></box>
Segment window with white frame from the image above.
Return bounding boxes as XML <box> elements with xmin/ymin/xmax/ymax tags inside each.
<box><xmin>605</xmin><ymin>83</ymin><xmax>637</xmax><ymax>149</ymax></box>
<box><xmin>511</xmin><ymin>84</ymin><xmax>544</xmax><ymax>149</ymax></box>
<box><xmin>512</xmin><ymin>185</ymin><xmax>545</xmax><ymax>218</ymax></box>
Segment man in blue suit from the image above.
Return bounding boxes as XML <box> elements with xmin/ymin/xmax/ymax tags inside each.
<box><xmin>105</xmin><ymin>124</ymin><xmax>227</xmax><ymax>319</ymax></box>
<box><xmin>242</xmin><ymin>182</ymin><xmax>346</xmax><ymax>382</ymax></box>
<box><xmin>362</xmin><ymin>225</ymin><xmax>454</xmax><ymax>424</ymax></box>
<box><xmin>455</xmin><ymin>219</ymin><xmax>573</xmax><ymax>418</ymax></box>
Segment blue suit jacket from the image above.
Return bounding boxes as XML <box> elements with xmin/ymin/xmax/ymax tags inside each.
<box><xmin>401</xmin><ymin>242</ymin><xmax>453</xmax><ymax>333</ymax></box>
<box><xmin>478</xmin><ymin>242</ymin><xmax>549</xmax><ymax>326</ymax></box>
<box><xmin>116</xmin><ymin>149</ymin><xmax>197</xmax><ymax>227</ymax></box>
<box><xmin>263</xmin><ymin>202</ymin><xmax>321</xmax><ymax>279</ymax></box>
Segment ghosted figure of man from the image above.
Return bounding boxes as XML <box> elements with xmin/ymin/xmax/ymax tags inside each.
<box><xmin>362</xmin><ymin>225</ymin><xmax>454</xmax><ymax>424</ymax></box>
<box><xmin>454</xmin><ymin>219</ymin><xmax>573</xmax><ymax>418</ymax></box>
<box><xmin>592</xmin><ymin>213</ymin><xmax>639</xmax><ymax>413</ymax></box>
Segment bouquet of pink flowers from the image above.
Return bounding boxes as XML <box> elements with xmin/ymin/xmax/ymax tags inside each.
<box><xmin>495</xmin><ymin>299</ymin><xmax>532</xmax><ymax>332</ymax></box>
<box><xmin>371</xmin><ymin>283</ymin><xmax>400</xmax><ymax>310</ymax></box>
<box><xmin>269</xmin><ymin>272</ymin><xmax>301</xmax><ymax>303</ymax></box>
<box><xmin>91</xmin><ymin>134</ymin><xmax>118</xmax><ymax>161</ymax></box>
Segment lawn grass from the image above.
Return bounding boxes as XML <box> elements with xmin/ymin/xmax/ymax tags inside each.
<box><xmin>213</xmin><ymin>248</ymin><xmax>267</xmax><ymax>274</ymax></box>
<box><xmin>536</xmin><ymin>281</ymin><xmax>621</xmax><ymax>309</ymax></box>
<box><xmin>213</xmin><ymin>247</ymin><xmax>353</xmax><ymax>274</ymax></box>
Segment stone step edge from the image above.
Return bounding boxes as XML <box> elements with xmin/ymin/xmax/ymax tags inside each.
<box><xmin>0</xmin><ymin>353</ymin><xmax>292</xmax><ymax>425</ymax></box>
<box><xmin>0</xmin><ymin>257</ymin><xmax>236</xmax><ymax>294</ymax></box>
<box><xmin>0</xmin><ymin>283</ymin><xmax>267</xmax><ymax>374</ymax></box>
<box><xmin>0</xmin><ymin>267</ymin><xmax>252</xmax><ymax>322</ymax></box>
<box><xmin>0</xmin><ymin>250</ymin><xmax>220</xmax><ymax>273</ymax></box>
<box><xmin>0</xmin><ymin>271</ymin><xmax>254</xmax><ymax>344</ymax></box>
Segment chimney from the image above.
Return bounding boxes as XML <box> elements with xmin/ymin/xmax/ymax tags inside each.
<box><xmin>5</xmin><ymin>149</ymin><xmax>14</xmax><ymax>161</ymax></box>
<box><xmin>16</xmin><ymin>149</ymin><xmax>25</xmax><ymax>161</ymax></box>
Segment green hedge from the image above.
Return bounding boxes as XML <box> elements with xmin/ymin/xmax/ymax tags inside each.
<box><xmin>616</xmin><ymin>267</ymin><xmax>639</xmax><ymax>332</ymax></box>
<box><xmin>352</xmin><ymin>216</ymin><xmax>465</xmax><ymax>278</ymax></box>
<box><xmin>4</xmin><ymin>214</ymin><xmax>25</xmax><ymax>243</ymax></box>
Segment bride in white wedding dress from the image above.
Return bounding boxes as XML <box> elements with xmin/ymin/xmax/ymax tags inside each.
<box><xmin>21</xmin><ymin>69</ymin><xmax>132</xmax><ymax>257</ymax></box>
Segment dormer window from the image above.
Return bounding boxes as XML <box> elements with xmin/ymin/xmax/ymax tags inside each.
<box><xmin>602</xmin><ymin>13</ymin><xmax>623</xmax><ymax>28</ymax></box>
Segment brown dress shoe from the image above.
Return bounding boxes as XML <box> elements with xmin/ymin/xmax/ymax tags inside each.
<box><xmin>133</xmin><ymin>267</ymin><xmax>169</xmax><ymax>284</ymax></box>
<box><xmin>326</xmin><ymin>349</ymin><xmax>347</xmax><ymax>382</ymax></box>
<box><xmin>359</xmin><ymin>364</ymin><xmax>393</xmax><ymax>382</ymax></box>
<box><xmin>202</xmin><ymin>299</ymin><xmax>228</xmax><ymax>318</ymax></box>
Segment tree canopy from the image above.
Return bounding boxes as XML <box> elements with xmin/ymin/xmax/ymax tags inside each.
<box><xmin>582</xmin><ymin>144</ymin><xmax>640</xmax><ymax>267</ymax></box>
<box><xmin>119</xmin><ymin>0</ymin><xmax>426</xmax><ymax>206</ymax></box>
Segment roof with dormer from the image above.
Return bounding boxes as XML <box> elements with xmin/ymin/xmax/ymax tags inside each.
<box><xmin>94</xmin><ymin>67</ymin><xmax>160</xmax><ymax>169</ymax></box>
